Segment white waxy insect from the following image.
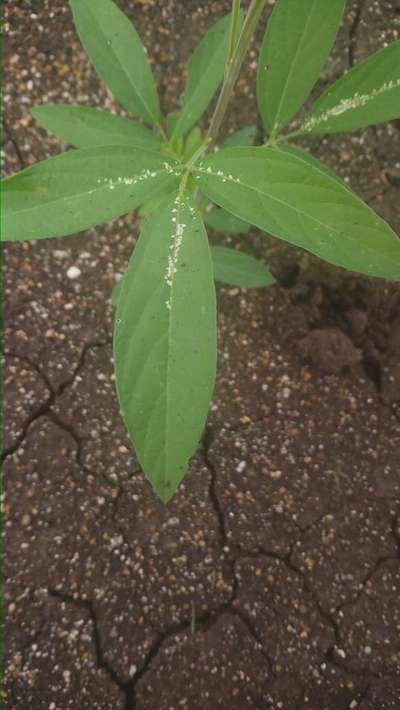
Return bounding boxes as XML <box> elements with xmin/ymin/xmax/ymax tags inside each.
<box><xmin>303</xmin><ymin>79</ymin><xmax>400</xmax><ymax>131</ymax></box>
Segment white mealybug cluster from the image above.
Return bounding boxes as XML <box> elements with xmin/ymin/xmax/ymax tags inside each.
<box><xmin>303</xmin><ymin>78</ymin><xmax>400</xmax><ymax>132</ymax></box>
<box><xmin>164</xmin><ymin>195</ymin><xmax>188</xmax><ymax>310</ymax></box>
<box><xmin>163</xmin><ymin>162</ymin><xmax>182</xmax><ymax>176</ymax></box>
<box><xmin>97</xmin><ymin>163</ymin><xmax>182</xmax><ymax>190</ymax></box>
<box><xmin>195</xmin><ymin>165</ymin><xmax>242</xmax><ymax>184</ymax></box>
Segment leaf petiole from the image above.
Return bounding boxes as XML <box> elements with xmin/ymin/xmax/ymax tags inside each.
<box><xmin>226</xmin><ymin>0</ymin><xmax>241</xmax><ymax>72</ymax></box>
<box><xmin>264</xmin><ymin>128</ymin><xmax>305</xmax><ymax>147</ymax></box>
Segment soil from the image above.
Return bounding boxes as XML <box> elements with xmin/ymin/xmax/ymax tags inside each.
<box><xmin>2</xmin><ymin>1</ymin><xmax>400</xmax><ymax>708</ymax></box>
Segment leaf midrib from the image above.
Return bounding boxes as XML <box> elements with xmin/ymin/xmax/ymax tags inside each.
<box><xmin>128</xmin><ymin>196</ymin><xmax>188</xmax><ymax>489</ymax></box>
<box><xmin>7</xmin><ymin>168</ymin><xmax>173</xmax><ymax>217</ymax></box>
<box><xmin>164</xmin><ymin>195</ymin><xmax>186</xmax><ymax>485</ymax></box>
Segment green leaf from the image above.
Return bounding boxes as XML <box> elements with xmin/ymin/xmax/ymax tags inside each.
<box><xmin>166</xmin><ymin>113</ymin><xmax>179</xmax><ymax>138</ymax></box>
<box><xmin>211</xmin><ymin>246</ymin><xmax>275</xmax><ymax>287</ymax></box>
<box><xmin>271</xmin><ymin>143</ymin><xmax>344</xmax><ymax>186</ymax></box>
<box><xmin>31</xmin><ymin>105</ymin><xmax>162</xmax><ymax>149</ymax></box>
<box><xmin>172</xmin><ymin>13</ymin><xmax>234</xmax><ymax>139</ymax></box>
<box><xmin>70</xmin><ymin>0</ymin><xmax>161</xmax><ymax>126</ymax></box>
<box><xmin>257</xmin><ymin>0</ymin><xmax>345</xmax><ymax>135</ymax></box>
<box><xmin>302</xmin><ymin>41</ymin><xmax>400</xmax><ymax>134</ymax></box>
<box><xmin>204</xmin><ymin>206</ymin><xmax>250</xmax><ymax>234</ymax></box>
<box><xmin>183</xmin><ymin>126</ymin><xmax>204</xmax><ymax>161</ymax></box>
<box><xmin>114</xmin><ymin>193</ymin><xmax>217</xmax><ymax>501</ymax></box>
<box><xmin>195</xmin><ymin>147</ymin><xmax>400</xmax><ymax>280</ymax></box>
<box><xmin>223</xmin><ymin>125</ymin><xmax>257</xmax><ymax>148</ymax></box>
<box><xmin>112</xmin><ymin>278</ymin><xmax>123</xmax><ymax>306</ymax></box>
<box><xmin>138</xmin><ymin>183</ymin><xmax>178</xmax><ymax>218</ymax></box>
<box><xmin>2</xmin><ymin>147</ymin><xmax>181</xmax><ymax>241</ymax></box>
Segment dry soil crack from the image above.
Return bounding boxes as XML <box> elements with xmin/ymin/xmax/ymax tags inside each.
<box><xmin>48</xmin><ymin>588</ymin><xmax>134</xmax><ymax>709</ymax></box>
<box><xmin>2</xmin><ymin>338</ymin><xmax>111</xmax><ymax>465</ymax></box>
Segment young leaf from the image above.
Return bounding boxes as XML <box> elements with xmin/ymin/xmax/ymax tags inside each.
<box><xmin>114</xmin><ymin>193</ymin><xmax>217</xmax><ymax>501</ymax></box>
<box><xmin>204</xmin><ymin>206</ymin><xmax>250</xmax><ymax>234</ymax></box>
<box><xmin>2</xmin><ymin>147</ymin><xmax>181</xmax><ymax>241</ymax></box>
<box><xmin>223</xmin><ymin>125</ymin><xmax>257</xmax><ymax>148</ymax></box>
<box><xmin>172</xmin><ymin>13</ymin><xmax>236</xmax><ymax>139</ymax></box>
<box><xmin>195</xmin><ymin>147</ymin><xmax>400</xmax><ymax>280</ymax></box>
<box><xmin>70</xmin><ymin>0</ymin><xmax>161</xmax><ymax>126</ymax></box>
<box><xmin>212</xmin><ymin>246</ymin><xmax>275</xmax><ymax>287</ymax></box>
<box><xmin>257</xmin><ymin>0</ymin><xmax>345</xmax><ymax>136</ymax></box>
<box><xmin>271</xmin><ymin>143</ymin><xmax>344</xmax><ymax>186</ymax></box>
<box><xmin>31</xmin><ymin>105</ymin><xmax>162</xmax><ymax>150</ymax></box>
<box><xmin>302</xmin><ymin>41</ymin><xmax>400</xmax><ymax>134</ymax></box>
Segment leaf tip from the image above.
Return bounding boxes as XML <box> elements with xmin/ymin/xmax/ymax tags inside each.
<box><xmin>153</xmin><ymin>478</ymin><xmax>180</xmax><ymax>504</ymax></box>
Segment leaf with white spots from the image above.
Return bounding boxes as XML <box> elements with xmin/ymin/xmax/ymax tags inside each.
<box><xmin>2</xmin><ymin>147</ymin><xmax>181</xmax><ymax>241</ymax></box>
<box><xmin>114</xmin><ymin>193</ymin><xmax>217</xmax><ymax>501</ymax></box>
<box><xmin>302</xmin><ymin>41</ymin><xmax>400</xmax><ymax>134</ymax></box>
<box><xmin>70</xmin><ymin>0</ymin><xmax>161</xmax><ymax>126</ymax></box>
<box><xmin>31</xmin><ymin>105</ymin><xmax>162</xmax><ymax>150</ymax></box>
<box><xmin>211</xmin><ymin>246</ymin><xmax>275</xmax><ymax>287</ymax></box>
<box><xmin>195</xmin><ymin>147</ymin><xmax>400</xmax><ymax>280</ymax></box>
<box><xmin>171</xmin><ymin>13</ymin><xmax>239</xmax><ymax>139</ymax></box>
<box><xmin>257</xmin><ymin>0</ymin><xmax>345</xmax><ymax>135</ymax></box>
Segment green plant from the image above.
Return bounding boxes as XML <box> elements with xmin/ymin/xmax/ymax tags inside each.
<box><xmin>3</xmin><ymin>0</ymin><xmax>400</xmax><ymax>501</ymax></box>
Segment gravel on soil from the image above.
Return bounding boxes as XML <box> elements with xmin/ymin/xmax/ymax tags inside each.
<box><xmin>3</xmin><ymin>1</ymin><xmax>400</xmax><ymax>708</ymax></box>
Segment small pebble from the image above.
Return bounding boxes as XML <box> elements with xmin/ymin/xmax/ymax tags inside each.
<box><xmin>66</xmin><ymin>266</ymin><xmax>81</xmax><ymax>279</ymax></box>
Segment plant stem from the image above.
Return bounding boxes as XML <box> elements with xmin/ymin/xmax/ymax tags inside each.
<box><xmin>226</xmin><ymin>0</ymin><xmax>241</xmax><ymax>71</ymax></box>
<box><xmin>206</xmin><ymin>0</ymin><xmax>268</xmax><ymax>149</ymax></box>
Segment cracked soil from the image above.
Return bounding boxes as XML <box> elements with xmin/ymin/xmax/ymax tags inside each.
<box><xmin>2</xmin><ymin>0</ymin><xmax>400</xmax><ymax>708</ymax></box>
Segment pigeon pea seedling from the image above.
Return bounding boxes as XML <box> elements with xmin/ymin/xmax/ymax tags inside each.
<box><xmin>3</xmin><ymin>0</ymin><xmax>400</xmax><ymax>501</ymax></box>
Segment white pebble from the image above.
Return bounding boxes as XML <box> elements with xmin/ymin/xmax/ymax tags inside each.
<box><xmin>66</xmin><ymin>266</ymin><xmax>81</xmax><ymax>280</ymax></box>
<box><xmin>236</xmin><ymin>461</ymin><xmax>247</xmax><ymax>473</ymax></box>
